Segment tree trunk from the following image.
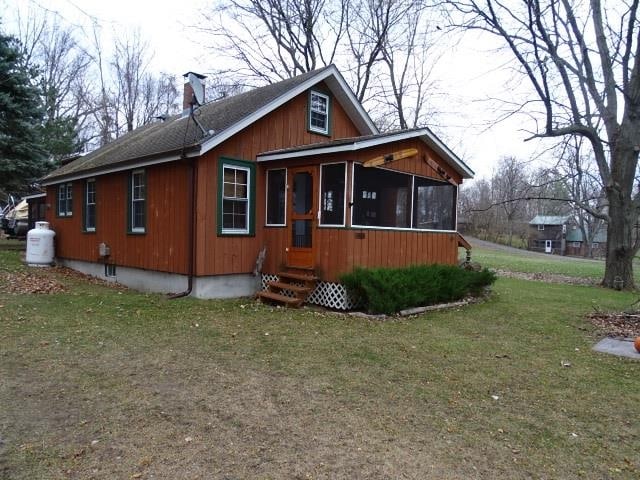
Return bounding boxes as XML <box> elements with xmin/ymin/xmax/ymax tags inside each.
<box><xmin>603</xmin><ymin>189</ymin><xmax>636</xmax><ymax>289</ymax></box>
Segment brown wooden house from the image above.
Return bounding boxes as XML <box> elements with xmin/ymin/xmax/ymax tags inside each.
<box><xmin>40</xmin><ymin>66</ymin><xmax>474</xmax><ymax>309</ymax></box>
<box><xmin>528</xmin><ymin>215</ymin><xmax>570</xmax><ymax>254</ymax></box>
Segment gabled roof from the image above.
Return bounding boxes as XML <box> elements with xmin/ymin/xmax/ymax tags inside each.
<box><xmin>566</xmin><ymin>227</ymin><xmax>607</xmax><ymax>243</ymax></box>
<box><xmin>41</xmin><ymin>65</ymin><xmax>378</xmax><ymax>185</ymax></box>
<box><xmin>256</xmin><ymin>127</ymin><xmax>474</xmax><ymax>179</ymax></box>
<box><xmin>529</xmin><ymin>215</ymin><xmax>570</xmax><ymax>226</ymax></box>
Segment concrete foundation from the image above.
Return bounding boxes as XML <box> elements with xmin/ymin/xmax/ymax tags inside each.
<box><xmin>57</xmin><ymin>258</ymin><xmax>260</xmax><ymax>299</ymax></box>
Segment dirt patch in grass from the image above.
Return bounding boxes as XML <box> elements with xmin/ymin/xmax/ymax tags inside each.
<box><xmin>493</xmin><ymin>268</ymin><xmax>598</xmax><ymax>285</ymax></box>
<box><xmin>0</xmin><ymin>265</ymin><xmax>126</xmax><ymax>295</ymax></box>
<box><xmin>588</xmin><ymin>312</ymin><xmax>640</xmax><ymax>338</ymax></box>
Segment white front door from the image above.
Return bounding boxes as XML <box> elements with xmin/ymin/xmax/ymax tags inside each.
<box><xmin>545</xmin><ymin>240</ymin><xmax>552</xmax><ymax>253</ymax></box>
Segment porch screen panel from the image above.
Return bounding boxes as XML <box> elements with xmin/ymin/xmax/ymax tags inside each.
<box><xmin>320</xmin><ymin>163</ymin><xmax>345</xmax><ymax>225</ymax></box>
<box><xmin>292</xmin><ymin>171</ymin><xmax>313</xmax><ymax>248</ymax></box>
<box><xmin>266</xmin><ymin>169</ymin><xmax>286</xmax><ymax>225</ymax></box>
<box><xmin>352</xmin><ymin>164</ymin><xmax>411</xmax><ymax>228</ymax></box>
<box><xmin>413</xmin><ymin>177</ymin><xmax>455</xmax><ymax>230</ymax></box>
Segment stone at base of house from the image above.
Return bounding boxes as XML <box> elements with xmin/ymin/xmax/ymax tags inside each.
<box><xmin>56</xmin><ymin>258</ymin><xmax>359</xmax><ymax>308</ymax></box>
<box><xmin>57</xmin><ymin>258</ymin><xmax>259</xmax><ymax>299</ymax></box>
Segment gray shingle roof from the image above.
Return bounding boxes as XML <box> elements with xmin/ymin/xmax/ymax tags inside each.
<box><xmin>529</xmin><ymin>215</ymin><xmax>570</xmax><ymax>225</ymax></box>
<box><xmin>257</xmin><ymin>127</ymin><xmax>474</xmax><ymax>179</ymax></box>
<box><xmin>42</xmin><ymin>67</ymin><xmax>334</xmax><ymax>183</ymax></box>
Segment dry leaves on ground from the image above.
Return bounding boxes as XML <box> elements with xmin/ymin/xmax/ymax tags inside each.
<box><xmin>588</xmin><ymin>312</ymin><xmax>640</xmax><ymax>338</ymax></box>
<box><xmin>0</xmin><ymin>271</ymin><xmax>66</xmax><ymax>294</ymax></box>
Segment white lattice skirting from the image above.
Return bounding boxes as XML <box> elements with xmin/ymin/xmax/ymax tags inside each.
<box><xmin>261</xmin><ymin>274</ymin><xmax>359</xmax><ymax>310</ymax></box>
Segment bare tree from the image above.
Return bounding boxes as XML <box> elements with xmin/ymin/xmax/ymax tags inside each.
<box><xmin>197</xmin><ymin>0</ymin><xmax>442</xmax><ymax>131</ymax></box>
<box><xmin>113</xmin><ymin>33</ymin><xmax>150</xmax><ymax>132</ymax></box>
<box><xmin>14</xmin><ymin>10</ymin><xmax>92</xmax><ymax>159</ymax></box>
<box><xmin>552</xmin><ymin>137</ymin><xmax>607</xmax><ymax>257</ymax></box>
<box><xmin>374</xmin><ymin>1</ymin><xmax>444</xmax><ymax>130</ymax></box>
<box><xmin>491</xmin><ymin>157</ymin><xmax>531</xmax><ymax>246</ymax></box>
<box><xmin>445</xmin><ymin>0</ymin><xmax>640</xmax><ymax>288</ymax></box>
<box><xmin>199</xmin><ymin>0</ymin><xmax>346</xmax><ymax>83</ymax></box>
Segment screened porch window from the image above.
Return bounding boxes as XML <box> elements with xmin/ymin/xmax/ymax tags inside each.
<box><xmin>352</xmin><ymin>164</ymin><xmax>411</xmax><ymax>228</ymax></box>
<box><xmin>266</xmin><ymin>168</ymin><xmax>286</xmax><ymax>226</ymax></box>
<box><xmin>352</xmin><ymin>164</ymin><xmax>456</xmax><ymax>231</ymax></box>
<box><xmin>320</xmin><ymin>163</ymin><xmax>346</xmax><ymax>226</ymax></box>
<box><xmin>413</xmin><ymin>177</ymin><xmax>456</xmax><ymax>230</ymax></box>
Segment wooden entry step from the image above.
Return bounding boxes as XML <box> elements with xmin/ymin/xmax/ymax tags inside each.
<box><xmin>257</xmin><ymin>268</ymin><xmax>318</xmax><ymax>308</ymax></box>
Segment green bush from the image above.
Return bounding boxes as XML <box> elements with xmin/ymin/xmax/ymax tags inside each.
<box><xmin>340</xmin><ymin>264</ymin><xmax>496</xmax><ymax>315</ymax></box>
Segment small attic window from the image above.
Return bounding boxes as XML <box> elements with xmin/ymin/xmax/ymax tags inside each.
<box><xmin>538</xmin><ymin>224</ymin><xmax>545</xmax><ymax>231</ymax></box>
<box><xmin>309</xmin><ymin>90</ymin><xmax>330</xmax><ymax>135</ymax></box>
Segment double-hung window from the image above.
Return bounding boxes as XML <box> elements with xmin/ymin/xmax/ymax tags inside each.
<box><xmin>57</xmin><ymin>183</ymin><xmax>73</xmax><ymax>216</ymax></box>
<box><xmin>309</xmin><ymin>90</ymin><xmax>330</xmax><ymax>135</ymax></box>
<box><xmin>129</xmin><ymin>170</ymin><xmax>146</xmax><ymax>233</ymax></box>
<box><xmin>219</xmin><ymin>158</ymin><xmax>255</xmax><ymax>235</ymax></box>
<box><xmin>84</xmin><ymin>179</ymin><xmax>96</xmax><ymax>231</ymax></box>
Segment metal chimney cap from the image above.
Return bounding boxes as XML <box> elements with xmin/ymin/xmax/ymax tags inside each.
<box><xmin>183</xmin><ymin>71</ymin><xmax>207</xmax><ymax>80</ymax></box>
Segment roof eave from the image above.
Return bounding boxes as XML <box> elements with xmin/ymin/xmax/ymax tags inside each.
<box><xmin>40</xmin><ymin>145</ymin><xmax>201</xmax><ymax>186</ymax></box>
<box><xmin>257</xmin><ymin>128</ymin><xmax>474</xmax><ymax>179</ymax></box>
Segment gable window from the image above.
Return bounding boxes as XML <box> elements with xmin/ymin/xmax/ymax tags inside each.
<box><xmin>129</xmin><ymin>170</ymin><xmax>146</xmax><ymax>233</ymax></box>
<box><xmin>309</xmin><ymin>90</ymin><xmax>330</xmax><ymax>135</ymax></box>
<box><xmin>218</xmin><ymin>158</ymin><xmax>255</xmax><ymax>235</ymax></box>
<box><xmin>320</xmin><ymin>163</ymin><xmax>346</xmax><ymax>226</ymax></box>
<box><xmin>84</xmin><ymin>179</ymin><xmax>96</xmax><ymax>232</ymax></box>
<box><xmin>57</xmin><ymin>183</ymin><xmax>73</xmax><ymax>216</ymax></box>
<box><xmin>351</xmin><ymin>164</ymin><xmax>456</xmax><ymax>231</ymax></box>
<box><xmin>266</xmin><ymin>168</ymin><xmax>286</xmax><ymax>226</ymax></box>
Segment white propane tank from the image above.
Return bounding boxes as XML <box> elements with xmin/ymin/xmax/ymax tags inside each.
<box><xmin>26</xmin><ymin>221</ymin><xmax>56</xmax><ymax>266</ymax></box>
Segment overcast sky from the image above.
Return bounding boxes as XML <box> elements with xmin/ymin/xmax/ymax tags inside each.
<box><xmin>2</xmin><ymin>0</ymin><xmax>557</xmax><ymax>181</ymax></box>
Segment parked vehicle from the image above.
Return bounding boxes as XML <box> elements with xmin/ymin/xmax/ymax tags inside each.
<box><xmin>1</xmin><ymin>199</ymin><xmax>28</xmax><ymax>238</ymax></box>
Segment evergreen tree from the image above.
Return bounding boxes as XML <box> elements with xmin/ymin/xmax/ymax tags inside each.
<box><xmin>0</xmin><ymin>30</ymin><xmax>47</xmax><ymax>195</ymax></box>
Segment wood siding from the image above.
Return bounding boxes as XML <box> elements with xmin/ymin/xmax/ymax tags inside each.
<box><xmin>47</xmin><ymin>161</ymin><xmax>191</xmax><ymax>274</ymax></box>
<box><xmin>197</xmin><ymin>133</ymin><xmax>464</xmax><ymax>279</ymax></box>
<box><xmin>49</xmin><ymin>80</ymin><xmax>466</xmax><ymax>283</ymax></box>
<box><xmin>193</xmin><ymin>84</ymin><xmax>362</xmax><ymax>276</ymax></box>
<box><xmin>261</xmin><ymin>227</ymin><xmax>459</xmax><ymax>282</ymax></box>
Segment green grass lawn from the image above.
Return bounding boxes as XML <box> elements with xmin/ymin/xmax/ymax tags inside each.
<box><xmin>1</xmin><ymin>246</ymin><xmax>639</xmax><ymax>479</ymax></box>
<box><xmin>463</xmin><ymin>243</ymin><xmax>640</xmax><ymax>283</ymax></box>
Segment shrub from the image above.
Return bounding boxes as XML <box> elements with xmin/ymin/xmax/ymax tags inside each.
<box><xmin>340</xmin><ymin>264</ymin><xmax>496</xmax><ymax>315</ymax></box>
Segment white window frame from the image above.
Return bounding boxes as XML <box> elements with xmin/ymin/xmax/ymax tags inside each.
<box><xmin>538</xmin><ymin>224</ymin><xmax>545</xmax><ymax>231</ymax></box>
<box><xmin>130</xmin><ymin>170</ymin><xmax>146</xmax><ymax>233</ymax></box>
<box><xmin>319</xmin><ymin>161</ymin><xmax>347</xmax><ymax>227</ymax></box>
<box><xmin>85</xmin><ymin>178</ymin><xmax>96</xmax><ymax>232</ymax></box>
<box><xmin>349</xmin><ymin>163</ymin><xmax>457</xmax><ymax>233</ymax></box>
<box><xmin>58</xmin><ymin>183</ymin><xmax>73</xmax><ymax>216</ymax></box>
<box><xmin>309</xmin><ymin>90</ymin><xmax>329</xmax><ymax>135</ymax></box>
<box><xmin>265</xmin><ymin>168</ymin><xmax>287</xmax><ymax>227</ymax></box>
<box><xmin>222</xmin><ymin>164</ymin><xmax>251</xmax><ymax>234</ymax></box>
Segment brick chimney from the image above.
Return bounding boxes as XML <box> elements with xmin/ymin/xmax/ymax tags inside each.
<box><xmin>182</xmin><ymin>72</ymin><xmax>207</xmax><ymax>116</ymax></box>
